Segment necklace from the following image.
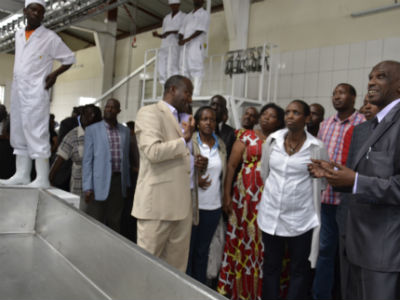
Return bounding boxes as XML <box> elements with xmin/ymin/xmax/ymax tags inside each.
<box><xmin>285</xmin><ymin>134</ymin><xmax>303</xmax><ymax>154</ymax></box>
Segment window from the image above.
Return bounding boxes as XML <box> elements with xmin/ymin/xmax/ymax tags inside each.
<box><xmin>79</xmin><ymin>97</ymin><xmax>96</xmax><ymax>106</ymax></box>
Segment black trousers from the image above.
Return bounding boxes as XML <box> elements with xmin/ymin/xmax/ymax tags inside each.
<box><xmin>262</xmin><ymin>230</ymin><xmax>312</xmax><ymax>300</ymax></box>
<box><xmin>81</xmin><ymin>173</ymin><xmax>125</xmax><ymax>233</ymax></box>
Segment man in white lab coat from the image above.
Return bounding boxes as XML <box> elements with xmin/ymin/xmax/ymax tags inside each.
<box><xmin>0</xmin><ymin>0</ymin><xmax>75</xmax><ymax>188</ymax></box>
<box><xmin>178</xmin><ymin>0</ymin><xmax>210</xmax><ymax>96</ymax></box>
<box><xmin>153</xmin><ymin>0</ymin><xmax>186</xmax><ymax>85</ymax></box>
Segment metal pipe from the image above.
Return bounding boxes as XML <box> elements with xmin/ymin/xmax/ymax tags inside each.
<box><xmin>94</xmin><ymin>55</ymin><xmax>156</xmax><ymax>106</ymax></box>
<box><xmin>244</xmin><ymin>71</ymin><xmax>249</xmax><ymax>98</ymax></box>
<box><xmin>272</xmin><ymin>49</ymin><xmax>279</xmax><ymax>103</ymax></box>
<box><xmin>167</xmin><ymin>45</ymin><xmax>172</xmax><ymax>79</ymax></box>
<box><xmin>258</xmin><ymin>44</ymin><xmax>266</xmax><ymax>101</ymax></box>
<box><xmin>351</xmin><ymin>2</ymin><xmax>400</xmax><ymax>17</ymax></box>
<box><xmin>141</xmin><ymin>50</ymin><xmax>149</xmax><ymax>107</ymax></box>
<box><xmin>152</xmin><ymin>49</ymin><xmax>158</xmax><ymax>99</ymax></box>
<box><xmin>220</xmin><ymin>55</ymin><xmax>225</xmax><ymax>93</ymax></box>
<box><xmin>209</xmin><ymin>55</ymin><xmax>213</xmax><ymax>93</ymax></box>
<box><xmin>266</xmin><ymin>45</ymin><xmax>272</xmax><ymax>103</ymax></box>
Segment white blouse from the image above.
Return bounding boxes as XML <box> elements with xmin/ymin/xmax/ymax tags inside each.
<box><xmin>197</xmin><ymin>133</ymin><xmax>222</xmax><ymax>210</ymax></box>
<box><xmin>257</xmin><ymin>129</ymin><xmax>321</xmax><ymax>237</ymax></box>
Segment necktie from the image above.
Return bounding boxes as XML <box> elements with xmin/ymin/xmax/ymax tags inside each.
<box><xmin>371</xmin><ymin>117</ymin><xmax>378</xmax><ymax>130</ymax></box>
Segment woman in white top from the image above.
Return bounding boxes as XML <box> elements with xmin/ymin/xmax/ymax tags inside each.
<box><xmin>187</xmin><ymin>106</ymin><xmax>227</xmax><ymax>285</ymax></box>
<box><xmin>258</xmin><ymin>100</ymin><xmax>328</xmax><ymax>299</ymax></box>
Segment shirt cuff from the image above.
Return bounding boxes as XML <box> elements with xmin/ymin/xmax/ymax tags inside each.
<box><xmin>352</xmin><ymin>172</ymin><xmax>358</xmax><ymax>194</ymax></box>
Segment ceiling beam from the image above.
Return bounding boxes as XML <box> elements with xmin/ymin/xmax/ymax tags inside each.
<box><xmin>126</xmin><ymin>2</ymin><xmax>163</xmax><ymax>21</ymax></box>
<box><xmin>62</xmin><ymin>30</ymin><xmax>95</xmax><ymax>46</ymax></box>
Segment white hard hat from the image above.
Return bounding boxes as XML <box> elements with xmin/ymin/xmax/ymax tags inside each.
<box><xmin>25</xmin><ymin>0</ymin><xmax>46</xmax><ymax>8</ymax></box>
<box><xmin>168</xmin><ymin>0</ymin><xmax>180</xmax><ymax>4</ymax></box>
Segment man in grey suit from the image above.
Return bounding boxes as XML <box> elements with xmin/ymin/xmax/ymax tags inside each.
<box><xmin>82</xmin><ymin>98</ymin><xmax>130</xmax><ymax>233</ymax></box>
<box><xmin>310</xmin><ymin>60</ymin><xmax>400</xmax><ymax>299</ymax></box>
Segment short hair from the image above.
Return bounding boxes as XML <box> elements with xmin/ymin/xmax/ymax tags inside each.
<box><xmin>260</xmin><ymin>103</ymin><xmax>285</xmax><ymax>130</ymax></box>
<box><xmin>337</xmin><ymin>83</ymin><xmax>357</xmax><ymax>97</ymax></box>
<box><xmin>310</xmin><ymin>103</ymin><xmax>325</xmax><ymax>118</ymax></box>
<box><xmin>210</xmin><ymin>95</ymin><xmax>227</xmax><ymax>106</ymax></box>
<box><xmin>194</xmin><ymin>106</ymin><xmax>216</xmax><ymax>131</ymax></box>
<box><xmin>107</xmin><ymin>98</ymin><xmax>120</xmax><ymax>110</ymax></box>
<box><xmin>84</xmin><ymin>104</ymin><xmax>102</xmax><ymax>123</ymax></box>
<box><xmin>164</xmin><ymin>75</ymin><xmax>188</xmax><ymax>95</ymax></box>
<box><xmin>245</xmin><ymin>106</ymin><xmax>259</xmax><ymax>116</ymax></box>
<box><xmin>290</xmin><ymin>99</ymin><xmax>311</xmax><ymax>116</ymax></box>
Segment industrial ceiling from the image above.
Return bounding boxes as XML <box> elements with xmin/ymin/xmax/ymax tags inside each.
<box><xmin>0</xmin><ymin>0</ymin><xmax>224</xmax><ymax>52</ymax></box>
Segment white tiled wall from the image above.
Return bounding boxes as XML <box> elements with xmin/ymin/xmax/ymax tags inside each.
<box><xmin>276</xmin><ymin>36</ymin><xmax>400</xmax><ymax>117</ymax></box>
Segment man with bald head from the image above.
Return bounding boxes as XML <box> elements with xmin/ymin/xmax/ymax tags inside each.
<box><xmin>82</xmin><ymin>98</ymin><xmax>131</xmax><ymax>233</ymax></box>
<box><xmin>310</xmin><ymin>60</ymin><xmax>400</xmax><ymax>299</ymax></box>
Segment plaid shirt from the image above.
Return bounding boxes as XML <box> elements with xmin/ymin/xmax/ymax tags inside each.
<box><xmin>56</xmin><ymin>126</ymin><xmax>85</xmax><ymax>196</ymax></box>
<box><xmin>318</xmin><ymin>111</ymin><xmax>365</xmax><ymax>205</ymax></box>
<box><xmin>105</xmin><ymin>122</ymin><xmax>121</xmax><ymax>173</ymax></box>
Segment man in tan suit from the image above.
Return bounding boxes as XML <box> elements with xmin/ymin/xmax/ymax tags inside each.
<box><xmin>133</xmin><ymin>75</ymin><xmax>195</xmax><ymax>271</ymax></box>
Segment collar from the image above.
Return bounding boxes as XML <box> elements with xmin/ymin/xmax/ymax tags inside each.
<box><xmin>333</xmin><ymin>110</ymin><xmax>359</xmax><ymax>124</ymax></box>
<box><xmin>170</xmin><ymin>11</ymin><xmax>183</xmax><ymax>19</ymax></box>
<box><xmin>162</xmin><ymin>100</ymin><xmax>178</xmax><ymax>116</ymax></box>
<box><xmin>270</xmin><ymin>128</ymin><xmax>320</xmax><ymax>149</ymax></box>
<box><xmin>376</xmin><ymin>98</ymin><xmax>400</xmax><ymax>123</ymax></box>
<box><xmin>77</xmin><ymin>125</ymin><xmax>85</xmax><ymax>137</ymax></box>
<box><xmin>197</xmin><ymin>131</ymin><xmax>219</xmax><ymax>150</ymax></box>
<box><xmin>191</xmin><ymin>7</ymin><xmax>205</xmax><ymax>14</ymax></box>
<box><xmin>22</xmin><ymin>25</ymin><xmax>45</xmax><ymax>39</ymax></box>
<box><xmin>104</xmin><ymin>120</ymin><xmax>118</xmax><ymax>130</ymax></box>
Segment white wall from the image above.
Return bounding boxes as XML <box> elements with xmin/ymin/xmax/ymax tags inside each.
<box><xmin>277</xmin><ymin>37</ymin><xmax>400</xmax><ymax>117</ymax></box>
<box><xmin>50</xmin><ymin>46</ymin><xmax>102</xmax><ymax>120</ymax></box>
<box><xmin>0</xmin><ymin>53</ymin><xmax>14</xmax><ymax>108</ymax></box>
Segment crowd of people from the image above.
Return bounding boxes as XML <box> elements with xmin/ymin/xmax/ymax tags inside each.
<box><xmin>128</xmin><ymin>62</ymin><xmax>399</xmax><ymax>300</ymax></box>
<box><xmin>1</xmin><ymin>0</ymin><xmax>400</xmax><ymax>299</ymax></box>
<box><xmin>1</xmin><ymin>61</ymin><xmax>399</xmax><ymax>300</ymax></box>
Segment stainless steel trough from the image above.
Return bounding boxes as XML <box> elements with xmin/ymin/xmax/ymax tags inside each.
<box><xmin>0</xmin><ymin>187</ymin><xmax>226</xmax><ymax>300</ymax></box>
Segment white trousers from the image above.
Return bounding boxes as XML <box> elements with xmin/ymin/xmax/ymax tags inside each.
<box><xmin>10</xmin><ymin>79</ymin><xmax>51</xmax><ymax>159</ymax></box>
<box><xmin>180</xmin><ymin>40</ymin><xmax>205</xmax><ymax>79</ymax></box>
<box><xmin>158</xmin><ymin>45</ymin><xmax>180</xmax><ymax>84</ymax></box>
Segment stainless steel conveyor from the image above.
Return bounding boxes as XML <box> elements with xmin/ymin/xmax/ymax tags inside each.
<box><xmin>0</xmin><ymin>187</ymin><xmax>225</xmax><ymax>300</ymax></box>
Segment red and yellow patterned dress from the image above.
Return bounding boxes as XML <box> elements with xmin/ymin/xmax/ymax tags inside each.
<box><xmin>217</xmin><ymin>129</ymin><xmax>264</xmax><ymax>300</ymax></box>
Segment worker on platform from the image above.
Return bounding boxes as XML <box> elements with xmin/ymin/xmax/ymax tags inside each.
<box><xmin>153</xmin><ymin>0</ymin><xmax>186</xmax><ymax>85</ymax></box>
<box><xmin>178</xmin><ymin>0</ymin><xmax>210</xmax><ymax>96</ymax></box>
<box><xmin>0</xmin><ymin>0</ymin><xmax>75</xmax><ymax>188</ymax></box>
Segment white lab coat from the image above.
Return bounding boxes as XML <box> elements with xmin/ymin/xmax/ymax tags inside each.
<box><xmin>10</xmin><ymin>25</ymin><xmax>75</xmax><ymax>159</ymax></box>
<box><xmin>158</xmin><ymin>11</ymin><xmax>186</xmax><ymax>84</ymax></box>
<box><xmin>179</xmin><ymin>7</ymin><xmax>210</xmax><ymax>79</ymax></box>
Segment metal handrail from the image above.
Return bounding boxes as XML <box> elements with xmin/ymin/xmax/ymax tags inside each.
<box><xmin>94</xmin><ymin>56</ymin><xmax>156</xmax><ymax>105</ymax></box>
